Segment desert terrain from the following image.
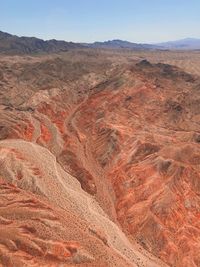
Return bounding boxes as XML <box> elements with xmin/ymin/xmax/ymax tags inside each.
<box><xmin>0</xmin><ymin>48</ymin><xmax>200</xmax><ymax>267</ymax></box>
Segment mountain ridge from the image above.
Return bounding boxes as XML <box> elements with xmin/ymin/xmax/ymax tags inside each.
<box><xmin>83</xmin><ymin>39</ymin><xmax>158</xmax><ymax>50</ymax></box>
<box><xmin>0</xmin><ymin>30</ymin><xmax>200</xmax><ymax>54</ymax></box>
<box><xmin>0</xmin><ymin>30</ymin><xmax>83</xmax><ymax>54</ymax></box>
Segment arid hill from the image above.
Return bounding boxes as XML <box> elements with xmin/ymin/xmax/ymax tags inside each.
<box><xmin>0</xmin><ymin>49</ymin><xmax>200</xmax><ymax>267</ymax></box>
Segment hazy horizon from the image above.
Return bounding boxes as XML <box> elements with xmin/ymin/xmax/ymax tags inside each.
<box><xmin>1</xmin><ymin>29</ymin><xmax>200</xmax><ymax>45</ymax></box>
<box><xmin>0</xmin><ymin>0</ymin><xmax>200</xmax><ymax>43</ymax></box>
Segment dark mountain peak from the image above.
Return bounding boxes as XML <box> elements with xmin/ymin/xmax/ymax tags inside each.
<box><xmin>136</xmin><ymin>59</ymin><xmax>152</xmax><ymax>67</ymax></box>
<box><xmin>0</xmin><ymin>30</ymin><xmax>13</xmax><ymax>38</ymax></box>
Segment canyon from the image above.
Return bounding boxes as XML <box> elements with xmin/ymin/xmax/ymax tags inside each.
<box><xmin>0</xmin><ymin>49</ymin><xmax>200</xmax><ymax>267</ymax></box>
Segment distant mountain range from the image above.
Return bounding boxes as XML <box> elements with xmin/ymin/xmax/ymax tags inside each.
<box><xmin>0</xmin><ymin>31</ymin><xmax>83</xmax><ymax>54</ymax></box>
<box><xmin>155</xmin><ymin>38</ymin><xmax>200</xmax><ymax>50</ymax></box>
<box><xmin>87</xmin><ymin>38</ymin><xmax>200</xmax><ymax>50</ymax></box>
<box><xmin>0</xmin><ymin>30</ymin><xmax>200</xmax><ymax>54</ymax></box>
<box><xmin>83</xmin><ymin>39</ymin><xmax>158</xmax><ymax>50</ymax></box>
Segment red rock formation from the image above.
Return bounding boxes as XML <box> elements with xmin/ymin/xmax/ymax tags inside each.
<box><xmin>0</xmin><ymin>54</ymin><xmax>200</xmax><ymax>266</ymax></box>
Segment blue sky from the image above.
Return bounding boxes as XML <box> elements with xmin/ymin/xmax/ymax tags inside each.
<box><xmin>0</xmin><ymin>0</ymin><xmax>200</xmax><ymax>43</ymax></box>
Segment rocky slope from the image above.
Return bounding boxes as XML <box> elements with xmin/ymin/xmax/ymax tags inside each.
<box><xmin>0</xmin><ymin>51</ymin><xmax>200</xmax><ymax>266</ymax></box>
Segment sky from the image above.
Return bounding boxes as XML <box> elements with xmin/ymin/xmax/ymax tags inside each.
<box><xmin>0</xmin><ymin>0</ymin><xmax>200</xmax><ymax>43</ymax></box>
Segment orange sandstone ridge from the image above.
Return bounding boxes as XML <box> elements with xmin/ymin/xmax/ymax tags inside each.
<box><xmin>0</xmin><ymin>51</ymin><xmax>200</xmax><ymax>266</ymax></box>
